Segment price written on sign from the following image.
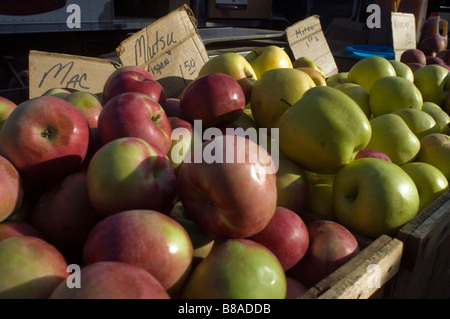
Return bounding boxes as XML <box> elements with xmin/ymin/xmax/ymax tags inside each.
<box><xmin>391</xmin><ymin>12</ymin><xmax>416</xmax><ymax>61</ymax></box>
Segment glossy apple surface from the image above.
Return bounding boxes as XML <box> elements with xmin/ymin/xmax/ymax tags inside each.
<box><xmin>415</xmin><ymin>133</ymin><xmax>450</xmax><ymax>181</ymax></box>
<box><xmin>0</xmin><ymin>221</ymin><xmax>41</xmax><ymax>242</ymax></box>
<box><xmin>347</xmin><ymin>56</ymin><xmax>396</xmax><ymax>92</ymax></box>
<box><xmin>0</xmin><ymin>156</ymin><xmax>23</xmax><ymax>222</ymax></box>
<box><xmin>245</xmin><ymin>45</ymin><xmax>293</xmax><ymax>78</ymax></box>
<box><xmin>0</xmin><ymin>96</ymin><xmax>16</xmax><ymax>129</ymax></box>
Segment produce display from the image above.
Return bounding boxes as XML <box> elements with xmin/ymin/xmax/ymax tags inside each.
<box><xmin>1</xmin><ymin>41</ymin><xmax>450</xmax><ymax>300</ymax></box>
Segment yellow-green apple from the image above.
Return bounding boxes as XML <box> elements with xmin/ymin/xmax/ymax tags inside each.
<box><xmin>248</xmin><ymin>206</ymin><xmax>309</xmax><ymax>271</ymax></box>
<box><xmin>285</xmin><ymin>276</ymin><xmax>308</xmax><ymax>299</ymax></box>
<box><xmin>0</xmin><ymin>221</ymin><xmax>41</xmax><ymax>242</ymax></box>
<box><xmin>42</xmin><ymin>87</ymin><xmax>72</xmax><ymax>99</ymax></box>
<box><xmin>413</xmin><ymin>64</ymin><xmax>448</xmax><ymax>105</ymax></box>
<box><xmin>163</xmin><ymin>97</ymin><xmax>182</xmax><ymax>118</ymax></box>
<box><xmin>392</xmin><ymin>108</ymin><xmax>439</xmax><ymax>139</ymax></box>
<box><xmin>0</xmin><ymin>96</ymin><xmax>16</xmax><ymax>129</ymax></box>
<box><xmin>400</xmin><ymin>48</ymin><xmax>427</xmax><ymax>65</ymax></box>
<box><xmin>31</xmin><ymin>172</ymin><xmax>102</xmax><ymax>263</ymax></box>
<box><xmin>83</xmin><ymin>209</ymin><xmax>193</xmax><ymax>296</ymax></box>
<box><xmin>275</xmin><ymin>155</ymin><xmax>309</xmax><ymax>214</ymax></box>
<box><xmin>355</xmin><ymin>148</ymin><xmax>392</xmax><ymax>162</ymax></box>
<box><xmin>415</xmin><ymin>133</ymin><xmax>450</xmax><ymax>181</ymax></box>
<box><xmin>286</xmin><ymin>220</ymin><xmax>360</xmax><ymax>288</ymax></box>
<box><xmin>181</xmin><ymin>238</ymin><xmax>286</xmax><ymax>299</ymax></box>
<box><xmin>102</xmin><ymin>65</ymin><xmax>166</xmax><ymax>108</ymax></box>
<box><xmin>335</xmin><ymin>82</ymin><xmax>371</xmax><ymax>118</ymax></box>
<box><xmin>98</xmin><ymin>92</ymin><xmax>172</xmax><ymax>155</ymax></box>
<box><xmin>389</xmin><ymin>59</ymin><xmax>414</xmax><ymax>82</ymax></box>
<box><xmin>295</xmin><ymin>67</ymin><xmax>327</xmax><ymax>86</ymax></box>
<box><xmin>277</xmin><ymin>86</ymin><xmax>372</xmax><ymax>174</ymax></box>
<box><xmin>369</xmin><ymin>76</ymin><xmax>423</xmax><ymax>118</ymax></box>
<box><xmin>365</xmin><ymin>113</ymin><xmax>420</xmax><ymax>165</ymax></box>
<box><xmin>305</xmin><ymin>171</ymin><xmax>335</xmax><ymax>220</ymax></box>
<box><xmin>347</xmin><ymin>56</ymin><xmax>396</xmax><ymax>92</ymax></box>
<box><xmin>180</xmin><ymin>73</ymin><xmax>246</xmax><ymax>129</ymax></box>
<box><xmin>421</xmin><ymin>101</ymin><xmax>450</xmax><ymax>131</ymax></box>
<box><xmin>245</xmin><ymin>45</ymin><xmax>293</xmax><ymax>78</ymax></box>
<box><xmin>401</xmin><ymin>162</ymin><xmax>449</xmax><ymax>212</ymax></box>
<box><xmin>168</xmin><ymin>117</ymin><xmax>193</xmax><ymax>173</ymax></box>
<box><xmin>333</xmin><ymin>157</ymin><xmax>420</xmax><ymax>238</ymax></box>
<box><xmin>50</xmin><ymin>261</ymin><xmax>170</xmax><ymax>299</ymax></box>
<box><xmin>326</xmin><ymin>72</ymin><xmax>348</xmax><ymax>85</ymax></box>
<box><xmin>197</xmin><ymin>52</ymin><xmax>257</xmax><ymax>104</ymax></box>
<box><xmin>177</xmin><ymin>134</ymin><xmax>277</xmax><ymax>239</ymax></box>
<box><xmin>86</xmin><ymin>137</ymin><xmax>177</xmax><ymax>217</ymax></box>
<box><xmin>0</xmin><ymin>156</ymin><xmax>23</xmax><ymax>223</ymax></box>
<box><xmin>0</xmin><ymin>96</ymin><xmax>90</xmax><ymax>184</ymax></box>
<box><xmin>250</xmin><ymin>68</ymin><xmax>315</xmax><ymax>129</ymax></box>
<box><xmin>0</xmin><ymin>235</ymin><xmax>68</xmax><ymax>298</ymax></box>
<box><xmin>292</xmin><ymin>56</ymin><xmax>326</xmax><ymax>78</ymax></box>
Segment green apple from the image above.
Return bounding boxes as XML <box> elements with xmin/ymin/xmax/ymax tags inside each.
<box><xmin>335</xmin><ymin>82</ymin><xmax>371</xmax><ymax>119</ymax></box>
<box><xmin>327</xmin><ymin>72</ymin><xmax>348</xmax><ymax>85</ymax></box>
<box><xmin>392</xmin><ymin>108</ymin><xmax>439</xmax><ymax>140</ymax></box>
<box><xmin>389</xmin><ymin>60</ymin><xmax>414</xmax><ymax>82</ymax></box>
<box><xmin>250</xmin><ymin>68</ymin><xmax>315</xmax><ymax>129</ymax></box>
<box><xmin>295</xmin><ymin>67</ymin><xmax>327</xmax><ymax>86</ymax></box>
<box><xmin>415</xmin><ymin>133</ymin><xmax>450</xmax><ymax>181</ymax></box>
<box><xmin>42</xmin><ymin>87</ymin><xmax>72</xmax><ymax>99</ymax></box>
<box><xmin>305</xmin><ymin>171</ymin><xmax>335</xmax><ymax>220</ymax></box>
<box><xmin>421</xmin><ymin>101</ymin><xmax>450</xmax><ymax>131</ymax></box>
<box><xmin>245</xmin><ymin>45</ymin><xmax>293</xmax><ymax>79</ymax></box>
<box><xmin>413</xmin><ymin>64</ymin><xmax>448</xmax><ymax>106</ymax></box>
<box><xmin>347</xmin><ymin>56</ymin><xmax>396</xmax><ymax>92</ymax></box>
<box><xmin>198</xmin><ymin>52</ymin><xmax>257</xmax><ymax>103</ymax></box>
<box><xmin>365</xmin><ymin>113</ymin><xmax>420</xmax><ymax>165</ymax></box>
<box><xmin>369</xmin><ymin>76</ymin><xmax>423</xmax><ymax>117</ymax></box>
<box><xmin>277</xmin><ymin>86</ymin><xmax>372</xmax><ymax>174</ymax></box>
<box><xmin>292</xmin><ymin>57</ymin><xmax>326</xmax><ymax>78</ymax></box>
<box><xmin>0</xmin><ymin>96</ymin><xmax>16</xmax><ymax>130</ymax></box>
<box><xmin>401</xmin><ymin>162</ymin><xmax>449</xmax><ymax>212</ymax></box>
<box><xmin>181</xmin><ymin>239</ymin><xmax>286</xmax><ymax>299</ymax></box>
<box><xmin>333</xmin><ymin>157</ymin><xmax>420</xmax><ymax>238</ymax></box>
<box><xmin>232</xmin><ymin>108</ymin><xmax>258</xmax><ymax>130</ymax></box>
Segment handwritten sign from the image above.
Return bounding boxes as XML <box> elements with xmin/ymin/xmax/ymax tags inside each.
<box><xmin>391</xmin><ymin>12</ymin><xmax>416</xmax><ymax>61</ymax></box>
<box><xmin>286</xmin><ymin>15</ymin><xmax>338</xmax><ymax>78</ymax></box>
<box><xmin>28</xmin><ymin>50</ymin><xmax>121</xmax><ymax>98</ymax></box>
<box><xmin>116</xmin><ymin>5</ymin><xmax>210</xmax><ymax>98</ymax></box>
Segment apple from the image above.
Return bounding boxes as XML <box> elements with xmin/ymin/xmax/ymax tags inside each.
<box><xmin>365</xmin><ymin>113</ymin><xmax>420</xmax><ymax>165</ymax></box>
<box><xmin>287</xmin><ymin>220</ymin><xmax>360</xmax><ymax>288</ymax></box>
<box><xmin>102</xmin><ymin>66</ymin><xmax>166</xmax><ymax>108</ymax></box>
<box><xmin>0</xmin><ymin>235</ymin><xmax>68</xmax><ymax>298</ymax></box>
<box><xmin>347</xmin><ymin>56</ymin><xmax>396</xmax><ymax>92</ymax></box>
<box><xmin>181</xmin><ymin>238</ymin><xmax>287</xmax><ymax>299</ymax></box>
<box><xmin>197</xmin><ymin>52</ymin><xmax>257</xmax><ymax>104</ymax></box>
<box><xmin>421</xmin><ymin>101</ymin><xmax>450</xmax><ymax>131</ymax></box>
<box><xmin>83</xmin><ymin>209</ymin><xmax>193</xmax><ymax>296</ymax></box>
<box><xmin>305</xmin><ymin>171</ymin><xmax>335</xmax><ymax>220</ymax></box>
<box><xmin>419</xmin><ymin>35</ymin><xmax>447</xmax><ymax>57</ymax></box>
<box><xmin>180</xmin><ymin>73</ymin><xmax>246</xmax><ymax>129</ymax></box>
<box><xmin>294</xmin><ymin>67</ymin><xmax>327</xmax><ymax>86</ymax></box>
<box><xmin>167</xmin><ymin>117</ymin><xmax>194</xmax><ymax>173</ymax></box>
<box><xmin>426</xmin><ymin>56</ymin><xmax>447</xmax><ymax>67</ymax></box>
<box><xmin>245</xmin><ymin>45</ymin><xmax>293</xmax><ymax>78</ymax></box>
<box><xmin>0</xmin><ymin>221</ymin><xmax>41</xmax><ymax>242</ymax></box>
<box><xmin>50</xmin><ymin>261</ymin><xmax>170</xmax><ymax>299</ymax></box>
<box><xmin>0</xmin><ymin>96</ymin><xmax>90</xmax><ymax>183</ymax></box>
<box><xmin>163</xmin><ymin>97</ymin><xmax>182</xmax><ymax>118</ymax></box>
<box><xmin>0</xmin><ymin>155</ymin><xmax>23</xmax><ymax>223</ymax></box>
<box><xmin>355</xmin><ymin>149</ymin><xmax>392</xmax><ymax>162</ymax></box>
<box><xmin>326</xmin><ymin>72</ymin><xmax>348</xmax><ymax>85</ymax></box>
<box><xmin>401</xmin><ymin>162</ymin><xmax>449</xmax><ymax>212</ymax></box>
<box><xmin>415</xmin><ymin>133</ymin><xmax>450</xmax><ymax>181</ymax></box>
<box><xmin>333</xmin><ymin>157</ymin><xmax>420</xmax><ymax>238</ymax></box>
<box><xmin>98</xmin><ymin>92</ymin><xmax>172</xmax><ymax>154</ymax></box>
<box><xmin>389</xmin><ymin>60</ymin><xmax>414</xmax><ymax>82</ymax></box>
<box><xmin>400</xmin><ymin>49</ymin><xmax>427</xmax><ymax>65</ymax></box>
<box><xmin>369</xmin><ymin>76</ymin><xmax>423</xmax><ymax>118</ymax></box>
<box><xmin>413</xmin><ymin>64</ymin><xmax>448</xmax><ymax>106</ymax></box>
<box><xmin>31</xmin><ymin>172</ymin><xmax>102</xmax><ymax>263</ymax></box>
<box><xmin>392</xmin><ymin>108</ymin><xmax>439</xmax><ymax>139</ymax></box>
<box><xmin>177</xmin><ymin>134</ymin><xmax>277</xmax><ymax>239</ymax></box>
<box><xmin>86</xmin><ymin>137</ymin><xmax>177</xmax><ymax>217</ymax></box>
<box><xmin>292</xmin><ymin>56</ymin><xmax>326</xmax><ymax>78</ymax></box>
<box><xmin>42</xmin><ymin>87</ymin><xmax>72</xmax><ymax>99</ymax></box>
<box><xmin>247</xmin><ymin>206</ymin><xmax>309</xmax><ymax>271</ymax></box>
<box><xmin>250</xmin><ymin>68</ymin><xmax>315</xmax><ymax>129</ymax></box>
<box><xmin>285</xmin><ymin>276</ymin><xmax>308</xmax><ymax>299</ymax></box>
<box><xmin>276</xmin><ymin>86</ymin><xmax>372</xmax><ymax>174</ymax></box>
<box><xmin>407</xmin><ymin>62</ymin><xmax>425</xmax><ymax>72</ymax></box>
<box><xmin>335</xmin><ymin>82</ymin><xmax>371</xmax><ymax>118</ymax></box>
<box><xmin>0</xmin><ymin>96</ymin><xmax>16</xmax><ymax>129</ymax></box>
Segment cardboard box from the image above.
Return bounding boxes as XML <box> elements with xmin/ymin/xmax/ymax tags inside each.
<box><xmin>207</xmin><ymin>0</ymin><xmax>272</xmax><ymax>20</ymax></box>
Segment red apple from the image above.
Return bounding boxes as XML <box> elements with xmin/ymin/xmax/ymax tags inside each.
<box><xmin>82</xmin><ymin>209</ymin><xmax>193</xmax><ymax>296</ymax></box>
<box><xmin>0</xmin><ymin>155</ymin><xmax>23</xmax><ymax>222</ymax></box>
<box><xmin>177</xmin><ymin>134</ymin><xmax>277</xmax><ymax>239</ymax></box>
<box><xmin>86</xmin><ymin>137</ymin><xmax>177</xmax><ymax>217</ymax></box>
<box><xmin>419</xmin><ymin>35</ymin><xmax>447</xmax><ymax>57</ymax></box>
<box><xmin>168</xmin><ymin>117</ymin><xmax>194</xmax><ymax>173</ymax></box>
<box><xmin>31</xmin><ymin>172</ymin><xmax>102</xmax><ymax>263</ymax></box>
<box><xmin>407</xmin><ymin>62</ymin><xmax>425</xmax><ymax>72</ymax></box>
<box><xmin>0</xmin><ymin>235</ymin><xmax>68</xmax><ymax>298</ymax></box>
<box><xmin>102</xmin><ymin>66</ymin><xmax>166</xmax><ymax>108</ymax></box>
<box><xmin>98</xmin><ymin>92</ymin><xmax>172</xmax><ymax>155</ymax></box>
<box><xmin>287</xmin><ymin>220</ymin><xmax>360</xmax><ymax>288</ymax></box>
<box><xmin>400</xmin><ymin>48</ymin><xmax>427</xmax><ymax>65</ymax></box>
<box><xmin>180</xmin><ymin>73</ymin><xmax>246</xmax><ymax>129</ymax></box>
<box><xmin>355</xmin><ymin>149</ymin><xmax>392</xmax><ymax>162</ymax></box>
<box><xmin>0</xmin><ymin>96</ymin><xmax>16</xmax><ymax>129</ymax></box>
<box><xmin>285</xmin><ymin>276</ymin><xmax>308</xmax><ymax>299</ymax></box>
<box><xmin>0</xmin><ymin>221</ymin><xmax>41</xmax><ymax>242</ymax></box>
<box><xmin>247</xmin><ymin>206</ymin><xmax>309</xmax><ymax>271</ymax></box>
<box><xmin>164</xmin><ymin>97</ymin><xmax>182</xmax><ymax>118</ymax></box>
<box><xmin>50</xmin><ymin>261</ymin><xmax>170</xmax><ymax>299</ymax></box>
<box><xmin>0</xmin><ymin>96</ymin><xmax>90</xmax><ymax>183</ymax></box>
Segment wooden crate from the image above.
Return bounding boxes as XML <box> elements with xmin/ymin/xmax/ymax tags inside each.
<box><xmin>383</xmin><ymin>189</ymin><xmax>450</xmax><ymax>299</ymax></box>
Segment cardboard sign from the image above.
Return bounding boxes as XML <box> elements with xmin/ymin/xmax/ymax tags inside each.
<box><xmin>286</xmin><ymin>15</ymin><xmax>338</xmax><ymax>78</ymax></box>
<box><xmin>391</xmin><ymin>12</ymin><xmax>416</xmax><ymax>61</ymax></box>
<box><xmin>116</xmin><ymin>5</ymin><xmax>210</xmax><ymax>98</ymax></box>
<box><xmin>28</xmin><ymin>50</ymin><xmax>121</xmax><ymax>98</ymax></box>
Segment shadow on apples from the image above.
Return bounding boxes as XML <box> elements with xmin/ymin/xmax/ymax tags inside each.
<box><xmin>157</xmin><ymin>76</ymin><xmax>193</xmax><ymax>100</ymax></box>
<box><xmin>0</xmin><ymin>275</ymin><xmax>65</xmax><ymax>299</ymax></box>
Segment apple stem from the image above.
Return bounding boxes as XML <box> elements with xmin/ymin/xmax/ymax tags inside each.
<box><xmin>152</xmin><ymin>114</ymin><xmax>161</xmax><ymax>122</ymax></box>
<box><xmin>40</xmin><ymin>129</ymin><xmax>52</xmax><ymax>139</ymax></box>
<box><xmin>280</xmin><ymin>98</ymin><xmax>292</xmax><ymax>107</ymax></box>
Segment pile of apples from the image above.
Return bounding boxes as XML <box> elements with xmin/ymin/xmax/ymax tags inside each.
<box><xmin>0</xmin><ymin>43</ymin><xmax>450</xmax><ymax>300</ymax></box>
